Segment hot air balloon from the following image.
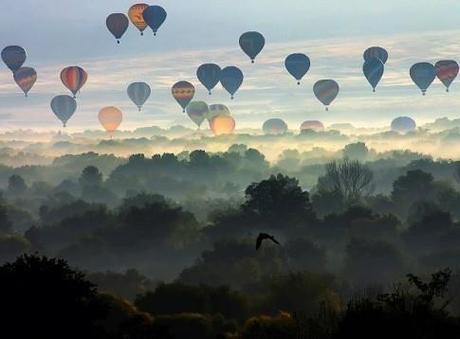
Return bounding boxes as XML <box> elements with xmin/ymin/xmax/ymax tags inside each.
<box><xmin>313</xmin><ymin>80</ymin><xmax>339</xmax><ymax>111</ymax></box>
<box><xmin>172</xmin><ymin>81</ymin><xmax>195</xmax><ymax>112</ymax></box>
<box><xmin>391</xmin><ymin>116</ymin><xmax>416</xmax><ymax>134</ymax></box>
<box><xmin>128</xmin><ymin>3</ymin><xmax>149</xmax><ymax>35</ymax></box>
<box><xmin>13</xmin><ymin>67</ymin><xmax>37</xmax><ymax>97</ymax></box>
<box><xmin>363</xmin><ymin>57</ymin><xmax>384</xmax><ymax>92</ymax></box>
<box><xmin>99</xmin><ymin>106</ymin><xmax>123</xmax><ymax>134</ymax></box>
<box><xmin>61</xmin><ymin>66</ymin><xmax>88</xmax><ymax>98</ymax></box>
<box><xmin>142</xmin><ymin>5</ymin><xmax>167</xmax><ymax>36</ymax></box>
<box><xmin>364</xmin><ymin>46</ymin><xmax>388</xmax><ymax>64</ymax></box>
<box><xmin>300</xmin><ymin>120</ymin><xmax>325</xmax><ymax>132</ymax></box>
<box><xmin>208</xmin><ymin>104</ymin><xmax>231</xmax><ymax>121</ymax></box>
<box><xmin>106</xmin><ymin>13</ymin><xmax>129</xmax><ymax>44</ymax></box>
<box><xmin>239</xmin><ymin>31</ymin><xmax>265</xmax><ymax>63</ymax></box>
<box><xmin>263</xmin><ymin>119</ymin><xmax>288</xmax><ymax>135</ymax></box>
<box><xmin>410</xmin><ymin>62</ymin><xmax>436</xmax><ymax>95</ymax></box>
<box><xmin>1</xmin><ymin>46</ymin><xmax>26</xmax><ymax>73</ymax></box>
<box><xmin>197</xmin><ymin>64</ymin><xmax>221</xmax><ymax>94</ymax></box>
<box><xmin>210</xmin><ymin>115</ymin><xmax>235</xmax><ymax>136</ymax></box>
<box><xmin>220</xmin><ymin>66</ymin><xmax>244</xmax><ymax>99</ymax></box>
<box><xmin>285</xmin><ymin>53</ymin><xmax>311</xmax><ymax>85</ymax></box>
<box><xmin>186</xmin><ymin>101</ymin><xmax>209</xmax><ymax>128</ymax></box>
<box><xmin>127</xmin><ymin>82</ymin><xmax>151</xmax><ymax>111</ymax></box>
<box><xmin>435</xmin><ymin>60</ymin><xmax>459</xmax><ymax>92</ymax></box>
<box><xmin>50</xmin><ymin>95</ymin><xmax>77</xmax><ymax>127</ymax></box>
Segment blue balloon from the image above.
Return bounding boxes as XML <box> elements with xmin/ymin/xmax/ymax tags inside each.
<box><xmin>142</xmin><ymin>5</ymin><xmax>167</xmax><ymax>36</ymax></box>
<box><xmin>410</xmin><ymin>62</ymin><xmax>436</xmax><ymax>95</ymax></box>
<box><xmin>197</xmin><ymin>64</ymin><xmax>221</xmax><ymax>95</ymax></box>
<box><xmin>363</xmin><ymin>57</ymin><xmax>384</xmax><ymax>92</ymax></box>
<box><xmin>364</xmin><ymin>46</ymin><xmax>388</xmax><ymax>64</ymax></box>
<box><xmin>1</xmin><ymin>46</ymin><xmax>26</xmax><ymax>73</ymax></box>
<box><xmin>285</xmin><ymin>53</ymin><xmax>311</xmax><ymax>85</ymax></box>
<box><xmin>127</xmin><ymin>82</ymin><xmax>151</xmax><ymax>111</ymax></box>
<box><xmin>239</xmin><ymin>31</ymin><xmax>265</xmax><ymax>63</ymax></box>
<box><xmin>51</xmin><ymin>95</ymin><xmax>77</xmax><ymax>127</ymax></box>
<box><xmin>220</xmin><ymin>66</ymin><xmax>244</xmax><ymax>99</ymax></box>
<box><xmin>391</xmin><ymin>116</ymin><xmax>416</xmax><ymax>134</ymax></box>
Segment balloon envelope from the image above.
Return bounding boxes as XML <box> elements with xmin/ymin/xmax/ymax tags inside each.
<box><xmin>127</xmin><ymin>82</ymin><xmax>151</xmax><ymax>111</ymax></box>
<box><xmin>197</xmin><ymin>64</ymin><xmax>221</xmax><ymax>94</ymax></box>
<box><xmin>142</xmin><ymin>5</ymin><xmax>167</xmax><ymax>35</ymax></box>
<box><xmin>14</xmin><ymin>67</ymin><xmax>37</xmax><ymax>97</ymax></box>
<box><xmin>364</xmin><ymin>46</ymin><xmax>388</xmax><ymax>64</ymax></box>
<box><xmin>285</xmin><ymin>53</ymin><xmax>311</xmax><ymax>84</ymax></box>
<box><xmin>99</xmin><ymin>107</ymin><xmax>123</xmax><ymax>133</ymax></box>
<box><xmin>172</xmin><ymin>81</ymin><xmax>195</xmax><ymax>112</ymax></box>
<box><xmin>391</xmin><ymin>116</ymin><xmax>416</xmax><ymax>134</ymax></box>
<box><xmin>128</xmin><ymin>3</ymin><xmax>149</xmax><ymax>35</ymax></box>
<box><xmin>435</xmin><ymin>60</ymin><xmax>459</xmax><ymax>92</ymax></box>
<box><xmin>1</xmin><ymin>46</ymin><xmax>26</xmax><ymax>73</ymax></box>
<box><xmin>106</xmin><ymin>13</ymin><xmax>129</xmax><ymax>43</ymax></box>
<box><xmin>208</xmin><ymin>104</ymin><xmax>230</xmax><ymax>121</ymax></box>
<box><xmin>186</xmin><ymin>101</ymin><xmax>209</xmax><ymax>127</ymax></box>
<box><xmin>300</xmin><ymin>120</ymin><xmax>325</xmax><ymax>132</ymax></box>
<box><xmin>239</xmin><ymin>31</ymin><xmax>265</xmax><ymax>63</ymax></box>
<box><xmin>210</xmin><ymin>115</ymin><xmax>235</xmax><ymax>136</ymax></box>
<box><xmin>61</xmin><ymin>66</ymin><xmax>88</xmax><ymax>98</ymax></box>
<box><xmin>313</xmin><ymin>80</ymin><xmax>339</xmax><ymax>110</ymax></box>
<box><xmin>263</xmin><ymin>119</ymin><xmax>288</xmax><ymax>135</ymax></box>
<box><xmin>410</xmin><ymin>62</ymin><xmax>436</xmax><ymax>95</ymax></box>
<box><xmin>220</xmin><ymin>66</ymin><xmax>244</xmax><ymax>99</ymax></box>
<box><xmin>51</xmin><ymin>95</ymin><xmax>77</xmax><ymax>127</ymax></box>
<box><xmin>363</xmin><ymin>57</ymin><xmax>384</xmax><ymax>91</ymax></box>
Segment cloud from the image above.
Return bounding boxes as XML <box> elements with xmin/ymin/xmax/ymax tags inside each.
<box><xmin>2</xmin><ymin>29</ymin><xmax>460</xmax><ymax>131</ymax></box>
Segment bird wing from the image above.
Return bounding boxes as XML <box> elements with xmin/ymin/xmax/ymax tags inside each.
<box><xmin>256</xmin><ymin>234</ymin><xmax>263</xmax><ymax>250</ymax></box>
<box><xmin>270</xmin><ymin>237</ymin><xmax>281</xmax><ymax>245</ymax></box>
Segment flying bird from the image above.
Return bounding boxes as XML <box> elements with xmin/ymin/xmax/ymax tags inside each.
<box><xmin>256</xmin><ymin>233</ymin><xmax>280</xmax><ymax>250</ymax></box>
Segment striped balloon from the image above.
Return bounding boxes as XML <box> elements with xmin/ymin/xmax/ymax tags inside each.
<box><xmin>171</xmin><ymin>81</ymin><xmax>195</xmax><ymax>112</ymax></box>
<box><xmin>60</xmin><ymin>66</ymin><xmax>88</xmax><ymax>98</ymax></box>
<box><xmin>14</xmin><ymin>67</ymin><xmax>37</xmax><ymax>97</ymax></box>
<box><xmin>435</xmin><ymin>60</ymin><xmax>459</xmax><ymax>92</ymax></box>
<box><xmin>313</xmin><ymin>79</ymin><xmax>339</xmax><ymax>111</ymax></box>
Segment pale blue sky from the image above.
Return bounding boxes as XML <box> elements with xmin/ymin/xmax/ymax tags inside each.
<box><xmin>1</xmin><ymin>0</ymin><xmax>460</xmax><ymax>131</ymax></box>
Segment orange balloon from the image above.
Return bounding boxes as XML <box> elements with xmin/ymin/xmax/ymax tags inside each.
<box><xmin>98</xmin><ymin>106</ymin><xmax>123</xmax><ymax>133</ymax></box>
<box><xmin>209</xmin><ymin>115</ymin><xmax>235</xmax><ymax>136</ymax></box>
<box><xmin>128</xmin><ymin>3</ymin><xmax>149</xmax><ymax>35</ymax></box>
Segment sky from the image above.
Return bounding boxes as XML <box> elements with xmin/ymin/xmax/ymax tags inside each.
<box><xmin>1</xmin><ymin>0</ymin><xmax>460</xmax><ymax>132</ymax></box>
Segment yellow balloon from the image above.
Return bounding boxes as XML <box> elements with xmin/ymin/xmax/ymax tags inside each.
<box><xmin>209</xmin><ymin>115</ymin><xmax>235</xmax><ymax>136</ymax></box>
<box><xmin>98</xmin><ymin>106</ymin><xmax>123</xmax><ymax>133</ymax></box>
<box><xmin>128</xmin><ymin>3</ymin><xmax>149</xmax><ymax>35</ymax></box>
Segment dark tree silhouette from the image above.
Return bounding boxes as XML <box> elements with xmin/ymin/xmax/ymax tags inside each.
<box><xmin>7</xmin><ymin>174</ymin><xmax>27</xmax><ymax>196</ymax></box>
<box><xmin>317</xmin><ymin>159</ymin><xmax>373</xmax><ymax>204</ymax></box>
<box><xmin>0</xmin><ymin>254</ymin><xmax>107</xmax><ymax>339</ymax></box>
<box><xmin>243</xmin><ymin>174</ymin><xmax>314</xmax><ymax>227</ymax></box>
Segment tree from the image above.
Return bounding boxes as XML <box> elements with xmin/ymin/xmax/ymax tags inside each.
<box><xmin>0</xmin><ymin>204</ymin><xmax>12</xmax><ymax>233</ymax></box>
<box><xmin>243</xmin><ymin>174</ymin><xmax>314</xmax><ymax>227</ymax></box>
<box><xmin>391</xmin><ymin>170</ymin><xmax>436</xmax><ymax>218</ymax></box>
<box><xmin>79</xmin><ymin>166</ymin><xmax>103</xmax><ymax>189</ymax></box>
<box><xmin>316</xmin><ymin>159</ymin><xmax>374</xmax><ymax>204</ymax></box>
<box><xmin>135</xmin><ymin>283</ymin><xmax>248</xmax><ymax>320</ymax></box>
<box><xmin>7</xmin><ymin>174</ymin><xmax>27</xmax><ymax>196</ymax></box>
<box><xmin>343</xmin><ymin>142</ymin><xmax>369</xmax><ymax>161</ymax></box>
<box><xmin>0</xmin><ymin>254</ymin><xmax>107</xmax><ymax>339</ymax></box>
